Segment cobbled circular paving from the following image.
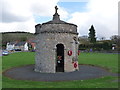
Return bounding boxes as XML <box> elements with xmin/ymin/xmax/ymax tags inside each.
<box><xmin>3</xmin><ymin>64</ymin><xmax>118</xmax><ymax>81</ymax></box>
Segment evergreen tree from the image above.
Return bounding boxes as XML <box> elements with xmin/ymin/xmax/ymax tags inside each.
<box><xmin>88</xmin><ymin>25</ymin><xmax>96</xmax><ymax>43</ymax></box>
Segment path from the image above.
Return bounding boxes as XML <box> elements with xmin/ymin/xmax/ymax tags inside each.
<box><xmin>3</xmin><ymin>64</ymin><xmax>118</xmax><ymax>82</ymax></box>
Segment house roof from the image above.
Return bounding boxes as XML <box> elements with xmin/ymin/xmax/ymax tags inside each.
<box><xmin>8</xmin><ymin>42</ymin><xmax>16</xmax><ymax>45</ymax></box>
<box><xmin>15</xmin><ymin>42</ymin><xmax>26</xmax><ymax>46</ymax></box>
<box><xmin>29</xmin><ymin>40</ymin><xmax>36</xmax><ymax>43</ymax></box>
<box><xmin>27</xmin><ymin>38</ymin><xmax>36</xmax><ymax>43</ymax></box>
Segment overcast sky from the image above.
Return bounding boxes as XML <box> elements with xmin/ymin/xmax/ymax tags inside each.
<box><xmin>0</xmin><ymin>0</ymin><xmax>119</xmax><ymax>39</ymax></box>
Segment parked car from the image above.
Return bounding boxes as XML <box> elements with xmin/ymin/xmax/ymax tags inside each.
<box><xmin>15</xmin><ymin>49</ymin><xmax>21</xmax><ymax>51</ymax></box>
<box><xmin>2</xmin><ymin>51</ymin><xmax>9</xmax><ymax>56</ymax></box>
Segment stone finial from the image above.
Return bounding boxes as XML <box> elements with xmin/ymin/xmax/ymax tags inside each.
<box><xmin>53</xmin><ymin>6</ymin><xmax>60</xmax><ymax>21</ymax></box>
<box><xmin>55</xmin><ymin>6</ymin><xmax>58</xmax><ymax>13</ymax></box>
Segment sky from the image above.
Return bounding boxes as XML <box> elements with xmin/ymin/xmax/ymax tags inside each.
<box><xmin>0</xmin><ymin>0</ymin><xmax>119</xmax><ymax>39</ymax></box>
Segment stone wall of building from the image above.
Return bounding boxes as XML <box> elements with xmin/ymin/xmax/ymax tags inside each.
<box><xmin>35</xmin><ymin>23</ymin><xmax>77</xmax><ymax>34</ymax></box>
<box><xmin>35</xmin><ymin>24</ymin><xmax>79</xmax><ymax>73</ymax></box>
<box><xmin>35</xmin><ymin>6</ymin><xmax>79</xmax><ymax>73</ymax></box>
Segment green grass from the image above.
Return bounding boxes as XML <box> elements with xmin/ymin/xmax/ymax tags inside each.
<box><xmin>2</xmin><ymin>52</ymin><xmax>35</xmax><ymax>71</ymax></box>
<box><xmin>2</xmin><ymin>76</ymin><xmax>118</xmax><ymax>88</ymax></box>
<box><xmin>78</xmin><ymin>52</ymin><xmax>118</xmax><ymax>73</ymax></box>
<box><xmin>2</xmin><ymin>52</ymin><xmax>119</xmax><ymax>88</ymax></box>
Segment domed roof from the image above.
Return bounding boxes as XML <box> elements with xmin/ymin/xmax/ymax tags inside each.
<box><xmin>42</xmin><ymin>6</ymin><xmax>77</xmax><ymax>26</ymax></box>
<box><xmin>35</xmin><ymin>6</ymin><xmax>78</xmax><ymax>35</ymax></box>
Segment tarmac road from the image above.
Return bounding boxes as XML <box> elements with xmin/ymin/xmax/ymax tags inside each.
<box><xmin>3</xmin><ymin>64</ymin><xmax>118</xmax><ymax>82</ymax></box>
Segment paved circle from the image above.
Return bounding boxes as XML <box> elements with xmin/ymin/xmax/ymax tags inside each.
<box><xmin>3</xmin><ymin>64</ymin><xmax>117</xmax><ymax>81</ymax></box>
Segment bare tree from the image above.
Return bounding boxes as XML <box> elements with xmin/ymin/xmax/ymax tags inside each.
<box><xmin>110</xmin><ymin>35</ymin><xmax>120</xmax><ymax>47</ymax></box>
<box><xmin>78</xmin><ymin>35</ymin><xmax>90</xmax><ymax>45</ymax></box>
<box><xmin>100</xmin><ymin>37</ymin><xmax>106</xmax><ymax>41</ymax></box>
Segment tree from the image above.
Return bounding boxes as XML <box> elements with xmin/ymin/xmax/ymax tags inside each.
<box><xmin>110</xmin><ymin>35</ymin><xmax>120</xmax><ymax>46</ymax></box>
<box><xmin>102</xmin><ymin>41</ymin><xmax>112</xmax><ymax>50</ymax></box>
<box><xmin>78</xmin><ymin>35</ymin><xmax>90</xmax><ymax>45</ymax></box>
<box><xmin>78</xmin><ymin>36</ymin><xmax>90</xmax><ymax>50</ymax></box>
<box><xmin>99</xmin><ymin>37</ymin><xmax>106</xmax><ymax>41</ymax></box>
<box><xmin>2</xmin><ymin>32</ymin><xmax>35</xmax><ymax>48</ymax></box>
<box><xmin>20</xmin><ymin>37</ymin><xmax>27</xmax><ymax>41</ymax></box>
<box><xmin>88</xmin><ymin>25</ymin><xmax>96</xmax><ymax>43</ymax></box>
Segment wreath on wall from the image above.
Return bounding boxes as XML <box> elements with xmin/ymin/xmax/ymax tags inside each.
<box><xmin>68</xmin><ymin>50</ymin><xmax>72</xmax><ymax>56</ymax></box>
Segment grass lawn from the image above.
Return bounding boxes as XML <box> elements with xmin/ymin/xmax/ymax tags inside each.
<box><xmin>2</xmin><ymin>52</ymin><xmax>119</xmax><ymax>88</ymax></box>
<box><xmin>79</xmin><ymin>52</ymin><xmax>118</xmax><ymax>73</ymax></box>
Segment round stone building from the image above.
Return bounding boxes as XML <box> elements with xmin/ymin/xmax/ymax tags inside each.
<box><xmin>35</xmin><ymin>6</ymin><xmax>79</xmax><ymax>73</ymax></box>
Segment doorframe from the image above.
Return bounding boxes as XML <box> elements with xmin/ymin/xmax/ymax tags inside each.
<box><xmin>55</xmin><ymin>43</ymin><xmax>64</xmax><ymax>72</ymax></box>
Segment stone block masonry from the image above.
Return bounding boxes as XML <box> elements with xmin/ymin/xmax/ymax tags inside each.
<box><xmin>35</xmin><ymin>6</ymin><xmax>79</xmax><ymax>73</ymax></box>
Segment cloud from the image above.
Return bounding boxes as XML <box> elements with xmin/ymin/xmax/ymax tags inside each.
<box><xmin>1</xmin><ymin>0</ymin><xmax>59</xmax><ymax>22</ymax></box>
<box><xmin>0</xmin><ymin>0</ymin><xmax>69</xmax><ymax>33</ymax></box>
<box><xmin>1</xmin><ymin>9</ymin><xmax>30</xmax><ymax>23</ymax></box>
<box><xmin>1</xmin><ymin>18</ymin><xmax>36</xmax><ymax>33</ymax></box>
<box><xmin>30</xmin><ymin>0</ymin><xmax>59</xmax><ymax>17</ymax></box>
<box><xmin>0</xmin><ymin>0</ymin><xmax>118</xmax><ymax>39</ymax></box>
<box><xmin>68</xmin><ymin>0</ymin><xmax>118</xmax><ymax>39</ymax></box>
<box><xmin>1</xmin><ymin>0</ymin><xmax>32</xmax><ymax>23</ymax></box>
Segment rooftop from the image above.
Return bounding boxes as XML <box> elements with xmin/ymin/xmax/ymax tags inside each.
<box><xmin>42</xmin><ymin>6</ymin><xmax>77</xmax><ymax>26</ymax></box>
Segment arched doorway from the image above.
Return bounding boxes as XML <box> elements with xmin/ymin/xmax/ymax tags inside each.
<box><xmin>56</xmin><ymin>44</ymin><xmax>64</xmax><ymax>72</ymax></box>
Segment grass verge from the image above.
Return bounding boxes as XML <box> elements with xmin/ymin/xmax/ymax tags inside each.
<box><xmin>2</xmin><ymin>52</ymin><xmax>119</xmax><ymax>88</ymax></box>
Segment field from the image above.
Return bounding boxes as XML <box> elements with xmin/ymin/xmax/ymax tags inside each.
<box><xmin>2</xmin><ymin>52</ymin><xmax>119</xmax><ymax>88</ymax></box>
<box><xmin>79</xmin><ymin>52</ymin><xmax>118</xmax><ymax>73</ymax></box>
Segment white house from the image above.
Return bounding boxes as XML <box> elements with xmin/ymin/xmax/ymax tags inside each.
<box><xmin>6</xmin><ymin>42</ymin><xmax>16</xmax><ymax>51</ymax></box>
<box><xmin>14</xmin><ymin>42</ymin><xmax>28</xmax><ymax>51</ymax></box>
<box><xmin>6</xmin><ymin>42</ymin><xmax>29</xmax><ymax>51</ymax></box>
